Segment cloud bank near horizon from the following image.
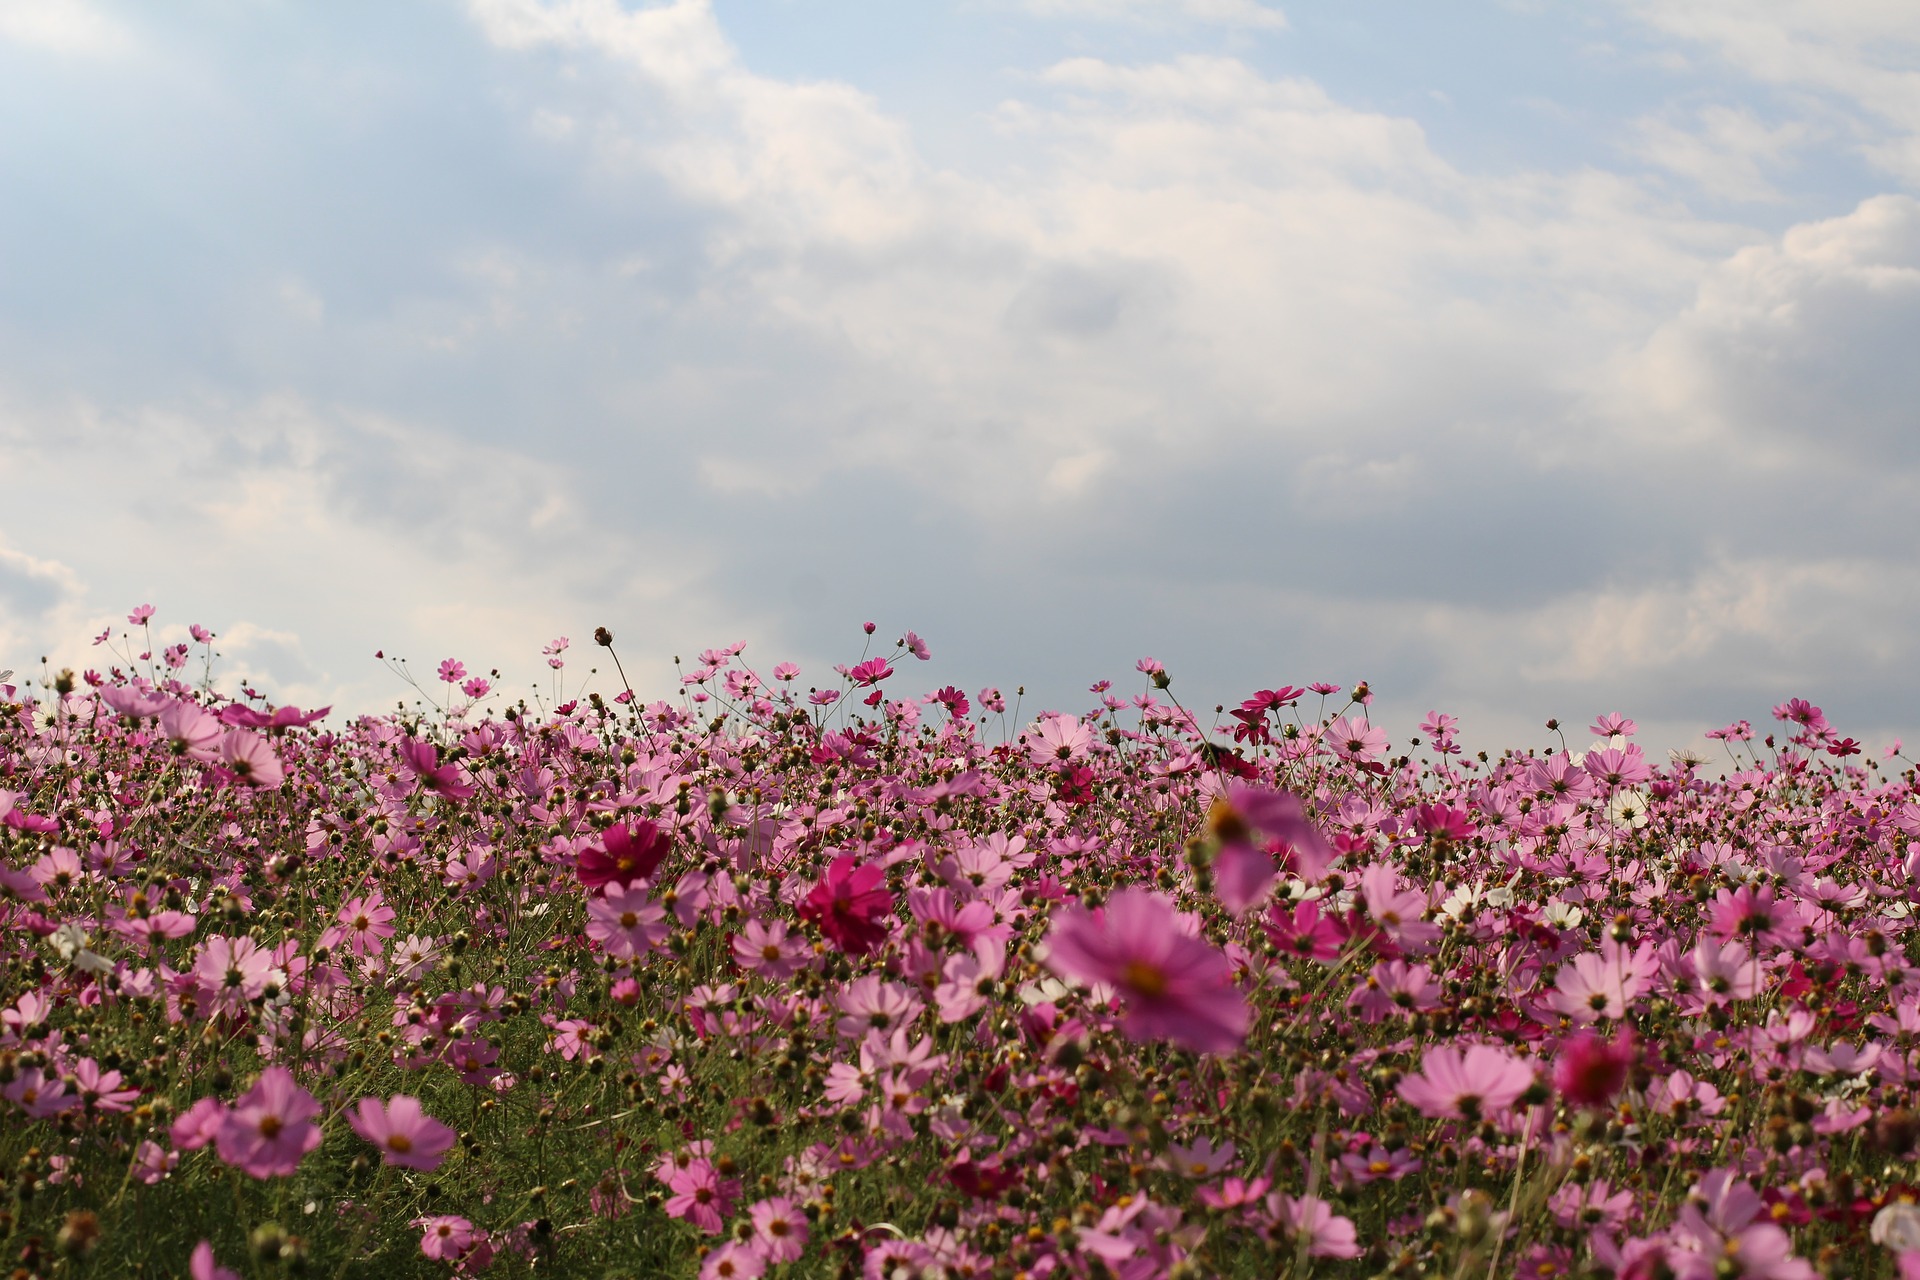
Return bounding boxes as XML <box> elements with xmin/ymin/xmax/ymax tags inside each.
<box><xmin>2</xmin><ymin>0</ymin><xmax>1916</xmax><ymax>751</ymax></box>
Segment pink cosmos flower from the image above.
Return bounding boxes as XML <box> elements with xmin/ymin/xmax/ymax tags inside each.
<box><xmin>190</xmin><ymin>1241</ymin><xmax>241</xmax><ymax>1280</ymax></box>
<box><xmin>1708</xmin><ymin>885</ymin><xmax>1798</xmax><ymax>949</ymax></box>
<box><xmin>1397</xmin><ymin>1044</ymin><xmax>1536</xmax><ymax>1121</ymax></box>
<box><xmin>215</xmin><ymin>1067</ymin><xmax>323</xmax><ymax>1178</ymax></box>
<box><xmin>195</xmin><ymin>934</ymin><xmax>282</xmax><ymax>1010</ymax></box>
<box><xmin>1027</xmin><ymin>712</ymin><xmax>1094</xmax><ymax>765</ymax></box>
<box><xmin>1205</xmin><ymin>785</ymin><xmax>1336</xmax><ymax>912</ymax></box>
<box><xmin>1584</xmin><ymin>744</ymin><xmax>1652</xmax><ymax>788</ymax></box>
<box><xmin>347</xmin><ymin>1095</ymin><xmax>458</xmax><ymax>1171</ymax></box>
<box><xmin>1549</xmin><ymin>943</ymin><xmax>1655</xmax><ymax>1023</ymax></box>
<box><xmin>1347</xmin><ymin>960</ymin><xmax>1442</xmax><ymax>1022</ymax></box>
<box><xmin>1670</xmin><ymin>1169</ymin><xmax>1815</xmax><ymax>1280</ymax></box>
<box><xmin>748</xmin><ymin>1197</ymin><xmax>809</xmax><ymax>1264</ymax></box>
<box><xmin>4</xmin><ymin>1067</ymin><xmax>78</xmax><ymax>1119</ymax></box>
<box><xmin>1336</xmin><ymin>1143</ymin><xmax>1421</xmax><ymax>1186</ymax></box>
<box><xmin>1691</xmin><ymin>937</ymin><xmax>1764</xmax><ymax>1003</ymax></box>
<box><xmin>218</xmin><ymin>702</ymin><xmax>330</xmax><ymax>731</ymax></box>
<box><xmin>664</xmin><ymin>1159</ymin><xmax>739</xmax><ymax>1234</ymax></box>
<box><xmin>397</xmin><ymin>738</ymin><xmax>477</xmax><ymax>800</ymax></box>
<box><xmin>577</xmin><ymin>820</ymin><xmax>671</xmax><ymax>893</ymax></box>
<box><xmin>158</xmin><ymin>700</ymin><xmax>223</xmax><ymax>760</ymax></box>
<box><xmin>586</xmin><ymin>883</ymin><xmax>670</xmax><ymax>960</ymax></box>
<box><xmin>100</xmin><ymin>685</ymin><xmax>168</xmax><ymax>718</ymax></box>
<box><xmin>217</xmin><ymin>729</ymin><xmax>284</xmax><ymax>789</ymax></box>
<box><xmin>70</xmin><ymin>1058</ymin><xmax>139</xmax><ymax>1112</ymax></box>
<box><xmin>1551</xmin><ymin>1180</ymin><xmax>1636</xmax><ymax>1232</ymax></box>
<box><xmin>437</xmin><ymin>658</ymin><xmax>467</xmax><ymax>684</ymax></box>
<box><xmin>133</xmin><ymin>1140</ymin><xmax>177</xmax><ymax>1185</ymax></box>
<box><xmin>1044</xmin><ymin>888</ymin><xmax>1249</xmax><ymax>1054</ymax></box>
<box><xmin>732</xmin><ymin>918</ymin><xmax>809</xmax><ymax>980</ymax></box>
<box><xmin>1324</xmin><ymin>715</ymin><xmax>1387</xmax><ymax>764</ymax></box>
<box><xmin>1266</xmin><ymin>1193</ymin><xmax>1362</xmax><ymax>1259</ymax></box>
<box><xmin>1357</xmin><ymin>863</ymin><xmax>1442</xmax><ymax>954</ymax></box>
<box><xmin>798</xmin><ymin>855</ymin><xmax>895</xmax><ymax>958</ymax></box>
<box><xmin>335</xmin><ymin>892</ymin><xmax>397</xmax><ymax>955</ymax></box>
<box><xmin>415</xmin><ymin>1215</ymin><xmax>479</xmax><ymax>1262</ymax></box>
<box><xmin>701</xmin><ymin>1242</ymin><xmax>767</xmax><ymax>1280</ymax></box>
<box><xmin>171</xmin><ymin>1096</ymin><xmax>228</xmax><ymax>1150</ymax></box>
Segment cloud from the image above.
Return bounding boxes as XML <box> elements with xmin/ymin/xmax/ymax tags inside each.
<box><xmin>0</xmin><ymin>0</ymin><xmax>128</xmax><ymax>56</ymax></box>
<box><xmin>1009</xmin><ymin>0</ymin><xmax>1287</xmax><ymax>30</ymax></box>
<box><xmin>3</xmin><ymin>0</ymin><xmax>1916</xmax><ymax>751</ymax></box>
<box><xmin>1628</xmin><ymin>104</ymin><xmax>1811</xmax><ymax>202</ymax></box>
<box><xmin>0</xmin><ymin>389</ymin><xmax>733</xmax><ymax>712</ymax></box>
<box><xmin>1612</xmin><ymin>1</ymin><xmax>1920</xmax><ymax>185</ymax></box>
<box><xmin>1622</xmin><ymin>194</ymin><xmax>1920</xmax><ymax>461</ymax></box>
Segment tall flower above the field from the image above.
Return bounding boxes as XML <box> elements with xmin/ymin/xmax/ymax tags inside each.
<box><xmin>1397</xmin><ymin>1045</ymin><xmax>1536</xmax><ymax>1121</ymax></box>
<box><xmin>215</xmin><ymin>1067</ymin><xmax>322</xmax><ymax>1178</ymax></box>
<box><xmin>158</xmin><ymin>701</ymin><xmax>223</xmax><ymax>760</ymax></box>
<box><xmin>347</xmin><ymin>1095</ymin><xmax>458</xmax><ymax>1171</ymax></box>
<box><xmin>1205</xmin><ymin>785</ymin><xmax>1335</xmax><ymax>912</ymax></box>
<box><xmin>798</xmin><ymin>854</ymin><xmax>895</xmax><ymax>957</ymax></box>
<box><xmin>577</xmin><ymin>821</ymin><xmax>670</xmax><ymax>893</ymax></box>
<box><xmin>1044</xmin><ymin>888</ymin><xmax>1248</xmax><ymax>1054</ymax></box>
<box><xmin>1027</xmin><ymin>713</ymin><xmax>1095</xmax><ymax>766</ymax></box>
<box><xmin>1324</xmin><ymin>716</ymin><xmax>1387</xmax><ymax>765</ymax></box>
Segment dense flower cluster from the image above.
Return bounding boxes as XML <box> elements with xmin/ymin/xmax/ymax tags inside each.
<box><xmin>2</xmin><ymin>609</ymin><xmax>1920</xmax><ymax>1277</ymax></box>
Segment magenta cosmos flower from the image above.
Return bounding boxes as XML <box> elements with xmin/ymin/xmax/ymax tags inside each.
<box><xmin>797</xmin><ymin>854</ymin><xmax>895</xmax><ymax>957</ymax></box>
<box><xmin>1044</xmin><ymin>888</ymin><xmax>1249</xmax><ymax>1054</ymax></box>
<box><xmin>347</xmin><ymin>1095</ymin><xmax>458</xmax><ymax>1171</ymax></box>
<box><xmin>1397</xmin><ymin>1044</ymin><xmax>1536</xmax><ymax>1121</ymax></box>
<box><xmin>215</xmin><ymin>1066</ymin><xmax>322</xmax><ymax>1178</ymax></box>
<box><xmin>1553</xmin><ymin>1030</ymin><xmax>1636</xmax><ymax>1109</ymax></box>
<box><xmin>577</xmin><ymin>820</ymin><xmax>671</xmax><ymax>893</ymax></box>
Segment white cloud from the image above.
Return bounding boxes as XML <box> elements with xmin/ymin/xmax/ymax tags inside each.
<box><xmin>1613</xmin><ymin>1</ymin><xmax>1920</xmax><ymax>184</ymax></box>
<box><xmin>0</xmin><ymin>0</ymin><xmax>128</xmax><ymax>55</ymax></box>
<box><xmin>0</xmin><ymin>390</ymin><xmax>739</xmax><ymax>713</ymax></box>
<box><xmin>1628</xmin><ymin>104</ymin><xmax>1811</xmax><ymax>202</ymax></box>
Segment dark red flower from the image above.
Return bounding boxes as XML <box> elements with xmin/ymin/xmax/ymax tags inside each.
<box><xmin>946</xmin><ymin>1156</ymin><xmax>1020</xmax><ymax>1201</ymax></box>
<box><xmin>1553</xmin><ymin>1029</ymin><xmax>1635</xmax><ymax>1108</ymax></box>
<box><xmin>577</xmin><ymin>822</ymin><xmax>670</xmax><ymax>893</ymax></box>
<box><xmin>798</xmin><ymin>855</ymin><xmax>894</xmax><ymax>957</ymax></box>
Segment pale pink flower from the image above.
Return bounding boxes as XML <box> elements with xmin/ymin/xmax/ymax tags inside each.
<box><xmin>347</xmin><ymin>1095</ymin><xmax>458</xmax><ymax>1171</ymax></box>
<box><xmin>1397</xmin><ymin>1044</ymin><xmax>1535</xmax><ymax>1121</ymax></box>
<box><xmin>1266</xmin><ymin>1193</ymin><xmax>1362</xmax><ymax>1258</ymax></box>
<box><xmin>415</xmin><ymin>1215</ymin><xmax>479</xmax><ymax>1261</ymax></box>
<box><xmin>586</xmin><ymin>883</ymin><xmax>669</xmax><ymax>960</ymax></box>
<box><xmin>748</xmin><ymin>1196</ymin><xmax>809</xmax><ymax>1263</ymax></box>
<box><xmin>215</xmin><ymin>1067</ymin><xmax>323</xmax><ymax>1178</ymax></box>
<box><xmin>1044</xmin><ymin>888</ymin><xmax>1248</xmax><ymax>1054</ymax></box>
<box><xmin>218</xmin><ymin>729</ymin><xmax>284</xmax><ymax>789</ymax></box>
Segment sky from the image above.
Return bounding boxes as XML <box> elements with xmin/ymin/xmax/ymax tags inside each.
<box><xmin>2</xmin><ymin>0</ymin><xmax>1918</xmax><ymax>754</ymax></box>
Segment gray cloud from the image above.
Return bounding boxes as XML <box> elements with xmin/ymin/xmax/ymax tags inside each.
<box><xmin>1</xmin><ymin>0</ymin><xmax>1916</xmax><ymax>753</ymax></box>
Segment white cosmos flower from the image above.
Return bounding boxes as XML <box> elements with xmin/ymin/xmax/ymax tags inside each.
<box><xmin>1543</xmin><ymin>901</ymin><xmax>1585</xmax><ymax>929</ymax></box>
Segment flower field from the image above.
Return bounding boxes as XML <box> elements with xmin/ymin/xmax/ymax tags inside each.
<box><xmin>4</xmin><ymin>611</ymin><xmax>1920</xmax><ymax>1278</ymax></box>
